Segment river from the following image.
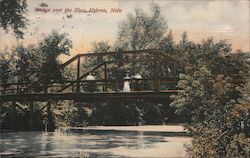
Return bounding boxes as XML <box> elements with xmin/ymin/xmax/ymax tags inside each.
<box><xmin>0</xmin><ymin>125</ymin><xmax>191</xmax><ymax>157</ymax></box>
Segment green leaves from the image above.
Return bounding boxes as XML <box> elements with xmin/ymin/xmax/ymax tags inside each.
<box><xmin>40</xmin><ymin>31</ymin><xmax>72</xmax><ymax>57</ymax></box>
<box><xmin>0</xmin><ymin>51</ymin><xmax>13</xmax><ymax>87</ymax></box>
<box><xmin>171</xmin><ymin>67</ymin><xmax>213</xmax><ymax>116</ymax></box>
<box><xmin>40</xmin><ymin>31</ymin><xmax>72</xmax><ymax>82</ymax></box>
<box><xmin>0</xmin><ymin>0</ymin><xmax>28</xmax><ymax>38</ymax></box>
<box><xmin>116</xmin><ymin>3</ymin><xmax>167</xmax><ymax>50</ymax></box>
<box><xmin>91</xmin><ymin>41</ymin><xmax>111</xmax><ymax>53</ymax></box>
<box><xmin>170</xmin><ymin>35</ymin><xmax>250</xmax><ymax>157</ymax></box>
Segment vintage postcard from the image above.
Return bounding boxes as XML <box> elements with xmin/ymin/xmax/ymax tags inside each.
<box><xmin>0</xmin><ymin>0</ymin><xmax>249</xmax><ymax>157</ymax></box>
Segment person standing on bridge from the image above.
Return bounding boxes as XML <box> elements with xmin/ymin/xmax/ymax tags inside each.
<box><xmin>123</xmin><ymin>73</ymin><xmax>131</xmax><ymax>92</ymax></box>
<box><xmin>86</xmin><ymin>73</ymin><xmax>95</xmax><ymax>80</ymax></box>
<box><xmin>167</xmin><ymin>67</ymin><xmax>172</xmax><ymax>77</ymax></box>
<box><xmin>85</xmin><ymin>73</ymin><xmax>96</xmax><ymax>92</ymax></box>
<box><xmin>133</xmin><ymin>73</ymin><xmax>142</xmax><ymax>91</ymax></box>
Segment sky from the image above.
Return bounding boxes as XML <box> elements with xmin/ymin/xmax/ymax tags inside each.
<box><xmin>1</xmin><ymin>0</ymin><xmax>249</xmax><ymax>60</ymax></box>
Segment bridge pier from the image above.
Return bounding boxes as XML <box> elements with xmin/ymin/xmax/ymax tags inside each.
<box><xmin>29</xmin><ymin>102</ymin><xmax>34</xmax><ymax>131</ymax></box>
<box><xmin>11</xmin><ymin>102</ymin><xmax>16</xmax><ymax>131</ymax></box>
<box><xmin>46</xmin><ymin>101</ymin><xmax>55</xmax><ymax>132</ymax></box>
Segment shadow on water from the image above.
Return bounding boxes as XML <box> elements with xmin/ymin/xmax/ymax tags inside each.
<box><xmin>0</xmin><ymin>129</ymin><xmax>189</xmax><ymax>157</ymax></box>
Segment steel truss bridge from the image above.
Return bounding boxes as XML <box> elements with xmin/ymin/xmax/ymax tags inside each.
<box><xmin>0</xmin><ymin>49</ymin><xmax>188</xmax><ymax>102</ymax></box>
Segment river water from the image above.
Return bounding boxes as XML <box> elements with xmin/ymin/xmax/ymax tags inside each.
<box><xmin>0</xmin><ymin>126</ymin><xmax>191</xmax><ymax>157</ymax></box>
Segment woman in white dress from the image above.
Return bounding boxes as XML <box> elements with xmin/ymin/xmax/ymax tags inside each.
<box><xmin>123</xmin><ymin>73</ymin><xmax>130</xmax><ymax>92</ymax></box>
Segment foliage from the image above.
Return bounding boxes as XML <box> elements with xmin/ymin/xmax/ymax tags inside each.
<box><xmin>40</xmin><ymin>31</ymin><xmax>72</xmax><ymax>82</ymax></box>
<box><xmin>90</xmin><ymin>100</ymin><xmax>145</xmax><ymax>125</ymax></box>
<box><xmin>82</xmin><ymin>40</ymin><xmax>112</xmax><ymax>79</ymax></box>
<box><xmin>50</xmin><ymin>101</ymin><xmax>88</xmax><ymax>128</ymax></box>
<box><xmin>0</xmin><ymin>0</ymin><xmax>28</xmax><ymax>38</ymax></box>
<box><xmin>115</xmin><ymin>2</ymin><xmax>167</xmax><ymax>50</ymax></box>
<box><xmin>0</xmin><ymin>51</ymin><xmax>13</xmax><ymax>88</ymax></box>
<box><xmin>0</xmin><ymin>46</ymin><xmax>45</xmax><ymax>131</ymax></box>
<box><xmin>159</xmin><ymin>30</ymin><xmax>175</xmax><ymax>55</ymax></box>
<box><xmin>40</xmin><ymin>31</ymin><xmax>72</xmax><ymax>57</ymax></box>
<box><xmin>91</xmin><ymin>41</ymin><xmax>111</xmax><ymax>53</ymax></box>
<box><xmin>14</xmin><ymin>45</ymin><xmax>42</xmax><ymax>83</ymax></box>
<box><xmin>0</xmin><ymin>31</ymin><xmax>73</xmax><ymax>131</ymax></box>
<box><xmin>171</xmin><ymin>36</ymin><xmax>250</xmax><ymax>157</ymax></box>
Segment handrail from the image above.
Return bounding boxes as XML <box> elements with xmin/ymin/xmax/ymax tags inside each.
<box><xmin>0</xmin><ymin>77</ymin><xmax>178</xmax><ymax>94</ymax></box>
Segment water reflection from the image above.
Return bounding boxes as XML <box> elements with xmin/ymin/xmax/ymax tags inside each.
<box><xmin>1</xmin><ymin>129</ymin><xmax>191</xmax><ymax>157</ymax></box>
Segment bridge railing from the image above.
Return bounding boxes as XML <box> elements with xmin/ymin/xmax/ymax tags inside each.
<box><xmin>0</xmin><ymin>77</ymin><xmax>178</xmax><ymax>95</ymax></box>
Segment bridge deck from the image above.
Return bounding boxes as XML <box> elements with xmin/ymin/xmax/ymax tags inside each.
<box><xmin>0</xmin><ymin>90</ymin><xmax>177</xmax><ymax>102</ymax></box>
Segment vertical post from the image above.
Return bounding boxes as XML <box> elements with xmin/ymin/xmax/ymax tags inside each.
<box><xmin>115</xmin><ymin>79</ymin><xmax>118</xmax><ymax>93</ymax></box>
<box><xmin>43</xmin><ymin>79</ymin><xmax>55</xmax><ymax>132</ymax></box>
<box><xmin>154</xmin><ymin>53</ymin><xmax>159</xmax><ymax>92</ymax></box>
<box><xmin>132</xmin><ymin>62</ymin><xmax>135</xmax><ymax>75</ymax></box>
<box><xmin>11</xmin><ymin>102</ymin><xmax>16</xmax><ymax>131</ymax></box>
<box><xmin>47</xmin><ymin>101</ymin><xmax>51</xmax><ymax>131</ymax></box>
<box><xmin>0</xmin><ymin>96</ymin><xmax>3</xmax><ymax>129</ymax></box>
<box><xmin>173</xmin><ymin>61</ymin><xmax>176</xmax><ymax>78</ymax></box>
<box><xmin>43</xmin><ymin>80</ymin><xmax>47</xmax><ymax>94</ymax></box>
<box><xmin>76</xmin><ymin>57</ymin><xmax>81</xmax><ymax>92</ymax></box>
<box><xmin>17</xmin><ymin>83</ymin><xmax>19</xmax><ymax>93</ymax></box>
<box><xmin>173</xmin><ymin>61</ymin><xmax>177</xmax><ymax>88</ymax></box>
<box><xmin>46</xmin><ymin>101</ymin><xmax>55</xmax><ymax>132</ymax></box>
<box><xmin>29</xmin><ymin>102</ymin><xmax>34</xmax><ymax>131</ymax></box>
<box><xmin>104</xmin><ymin>63</ymin><xmax>107</xmax><ymax>92</ymax></box>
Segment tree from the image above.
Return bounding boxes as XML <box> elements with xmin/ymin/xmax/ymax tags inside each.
<box><xmin>0</xmin><ymin>51</ymin><xmax>14</xmax><ymax>130</ymax></box>
<box><xmin>39</xmin><ymin>31</ymin><xmax>72</xmax><ymax>131</ymax></box>
<box><xmin>115</xmin><ymin>3</ymin><xmax>167</xmax><ymax>50</ymax></box>
<box><xmin>39</xmin><ymin>31</ymin><xmax>72</xmax><ymax>82</ymax></box>
<box><xmin>84</xmin><ymin>40</ymin><xmax>111</xmax><ymax>71</ymax></box>
<box><xmin>159</xmin><ymin>30</ymin><xmax>175</xmax><ymax>55</ymax></box>
<box><xmin>1</xmin><ymin>31</ymin><xmax>73</xmax><ymax>131</ymax></box>
<box><xmin>92</xmin><ymin>40</ymin><xmax>111</xmax><ymax>53</ymax></box>
<box><xmin>0</xmin><ymin>51</ymin><xmax>14</xmax><ymax>90</ymax></box>
<box><xmin>171</xmin><ymin>38</ymin><xmax>250</xmax><ymax>157</ymax></box>
<box><xmin>14</xmin><ymin>45</ymin><xmax>41</xmax><ymax>84</ymax></box>
<box><xmin>0</xmin><ymin>0</ymin><xmax>28</xmax><ymax>38</ymax></box>
<box><xmin>0</xmin><ymin>45</ymin><xmax>47</xmax><ymax>131</ymax></box>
